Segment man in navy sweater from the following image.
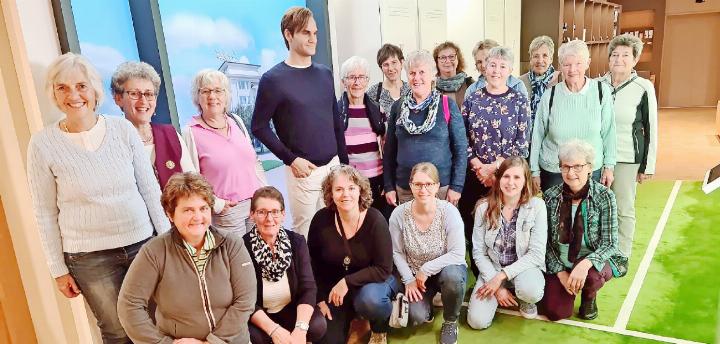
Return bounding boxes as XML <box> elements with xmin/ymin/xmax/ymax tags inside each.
<box><xmin>252</xmin><ymin>6</ymin><xmax>348</xmax><ymax>238</ymax></box>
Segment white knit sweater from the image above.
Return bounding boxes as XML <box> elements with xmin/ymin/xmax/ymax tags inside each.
<box><xmin>27</xmin><ymin>116</ymin><xmax>170</xmax><ymax>278</ymax></box>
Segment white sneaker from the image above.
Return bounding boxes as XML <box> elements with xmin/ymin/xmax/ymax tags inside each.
<box><xmin>369</xmin><ymin>332</ymin><xmax>387</xmax><ymax>344</ymax></box>
<box><xmin>433</xmin><ymin>293</ymin><xmax>443</xmax><ymax>307</ymax></box>
<box><xmin>518</xmin><ymin>301</ymin><xmax>538</xmax><ymax>319</ymax></box>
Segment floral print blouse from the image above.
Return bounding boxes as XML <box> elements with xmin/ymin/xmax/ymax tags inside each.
<box><xmin>462</xmin><ymin>87</ymin><xmax>531</xmax><ymax>163</ymax></box>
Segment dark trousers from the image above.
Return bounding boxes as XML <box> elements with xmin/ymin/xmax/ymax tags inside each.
<box><xmin>64</xmin><ymin>237</ymin><xmax>150</xmax><ymax>344</ymax></box>
<box><xmin>540</xmin><ymin>169</ymin><xmax>602</xmax><ymax>194</ymax></box>
<box><xmin>541</xmin><ymin>263</ymin><xmax>613</xmax><ymax>321</ymax></box>
<box><xmin>458</xmin><ymin>168</ymin><xmax>490</xmax><ymax>277</ymax></box>
<box><xmin>320</xmin><ymin>275</ymin><xmax>398</xmax><ymax>344</ymax></box>
<box><xmin>249</xmin><ymin>305</ymin><xmax>327</xmax><ymax>344</ymax></box>
<box><xmin>369</xmin><ymin>174</ymin><xmax>393</xmax><ymax>220</ymax></box>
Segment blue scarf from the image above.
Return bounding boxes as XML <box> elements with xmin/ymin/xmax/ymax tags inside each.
<box><xmin>528</xmin><ymin>65</ymin><xmax>556</xmax><ymax>115</ymax></box>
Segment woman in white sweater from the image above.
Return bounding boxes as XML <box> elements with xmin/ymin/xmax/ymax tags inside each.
<box><xmin>26</xmin><ymin>53</ymin><xmax>169</xmax><ymax>344</ymax></box>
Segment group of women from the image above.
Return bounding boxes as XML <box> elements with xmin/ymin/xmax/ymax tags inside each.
<box><xmin>26</xmin><ymin>29</ymin><xmax>655</xmax><ymax>344</ymax></box>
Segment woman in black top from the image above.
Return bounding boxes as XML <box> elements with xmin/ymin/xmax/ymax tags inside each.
<box><xmin>244</xmin><ymin>187</ymin><xmax>326</xmax><ymax>343</ymax></box>
<box><xmin>308</xmin><ymin>165</ymin><xmax>395</xmax><ymax>344</ymax></box>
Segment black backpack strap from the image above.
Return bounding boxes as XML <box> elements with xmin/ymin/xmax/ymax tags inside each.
<box><xmin>549</xmin><ymin>85</ymin><xmax>557</xmax><ymax>114</ymax></box>
<box><xmin>228</xmin><ymin>114</ymin><xmax>248</xmax><ymax>137</ymax></box>
<box><xmin>597</xmin><ymin>80</ymin><xmax>603</xmax><ymax>104</ymax></box>
<box><xmin>375</xmin><ymin>81</ymin><xmax>383</xmax><ymax>103</ymax></box>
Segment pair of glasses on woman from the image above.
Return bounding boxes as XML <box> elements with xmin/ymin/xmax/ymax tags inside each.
<box><xmin>559</xmin><ymin>163</ymin><xmax>589</xmax><ymax>173</ymax></box>
<box><xmin>254</xmin><ymin>209</ymin><xmax>282</xmax><ymax>219</ymax></box>
<box><xmin>124</xmin><ymin>90</ymin><xmax>157</xmax><ymax>100</ymax></box>
<box><xmin>409</xmin><ymin>182</ymin><xmax>438</xmax><ymax>191</ymax></box>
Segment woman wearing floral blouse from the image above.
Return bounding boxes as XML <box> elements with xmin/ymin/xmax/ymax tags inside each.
<box><xmin>459</xmin><ymin>46</ymin><xmax>531</xmax><ymax>277</ymax></box>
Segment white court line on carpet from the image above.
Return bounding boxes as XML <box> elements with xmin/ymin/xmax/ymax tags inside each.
<box><xmin>614</xmin><ymin>180</ymin><xmax>683</xmax><ymax>330</ymax></box>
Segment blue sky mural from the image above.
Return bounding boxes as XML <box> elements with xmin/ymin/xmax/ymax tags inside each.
<box><xmin>72</xmin><ymin>0</ymin><xmax>139</xmax><ymax>116</ymax></box>
<box><xmin>158</xmin><ymin>0</ymin><xmax>304</xmax><ymax>126</ymax></box>
<box><xmin>72</xmin><ymin>0</ymin><xmax>303</xmax><ymax>124</ymax></box>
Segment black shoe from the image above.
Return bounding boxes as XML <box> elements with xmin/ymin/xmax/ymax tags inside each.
<box><xmin>579</xmin><ymin>298</ymin><xmax>598</xmax><ymax>320</ymax></box>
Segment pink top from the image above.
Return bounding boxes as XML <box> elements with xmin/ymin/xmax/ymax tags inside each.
<box><xmin>190</xmin><ymin>116</ymin><xmax>260</xmax><ymax>202</ymax></box>
<box><xmin>345</xmin><ymin>106</ymin><xmax>383</xmax><ymax>178</ymax></box>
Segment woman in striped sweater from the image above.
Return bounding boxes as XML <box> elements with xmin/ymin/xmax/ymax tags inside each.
<box><xmin>338</xmin><ymin>56</ymin><xmax>390</xmax><ymax>218</ymax></box>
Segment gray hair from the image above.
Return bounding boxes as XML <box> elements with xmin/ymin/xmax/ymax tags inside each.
<box><xmin>340</xmin><ymin>56</ymin><xmax>370</xmax><ymax>80</ymax></box>
<box><xmin>472</xmin><ymin>39</ymin><xmax>499</xmax><ymax>57</ymax></box>
<box><xmin>190</xmin><ymin>69</ymin><xmax>231</xmax><ymax>112</ymax></box>
<box><xmin>558</xmin><ymin>39</ymin><xmax>590</xmax><ymax>65</ymax></box>
<box><xmin>608</xmin><ymin>33</ymin><xmax>644</xmax><ymax>59</ymax></box>
<box><xmin>485</xmin><ymin>46</ymin><xmax>514</xmax><ymax>69</ymax></box>
<box><xmin>45</xmin><ymin>52</ymin><xmax>104</xmax><ymax>110</ymax></box>
<box><xmin>404</xmin><ymin>50</ymin><xmax>437</xmax><ymax>76</ymax></box>
<box><xmin>558</xmin><ymin>139</ymin><xmax>595</xmax><ymax>168</ymax></box>
<box><xmin>529</xmin><ymin>35</ymin><xmax>555</xmax><ymax>56</ymax></box>
<box><xmin>110</xmin><ymin>61</ymin><xmax>161</xmax><ymax>96</ymax></box>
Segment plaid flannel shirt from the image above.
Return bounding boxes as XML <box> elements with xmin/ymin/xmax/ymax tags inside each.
<box><xmin>544</xmin><ymin>179</ymin><xmax>628</xmax><ymax>277</ymax></box>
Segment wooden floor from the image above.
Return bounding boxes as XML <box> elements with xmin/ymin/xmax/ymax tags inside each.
<box><xmin>655</xmin><ymin>107</ymin><xmax>720</xmax><ymax>181</ymax></box>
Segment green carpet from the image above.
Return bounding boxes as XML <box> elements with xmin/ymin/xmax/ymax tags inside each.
<box><xmin>626</xmin><ymin>181</ymin><xmax>720</xmax><ymax>343</ymax></box>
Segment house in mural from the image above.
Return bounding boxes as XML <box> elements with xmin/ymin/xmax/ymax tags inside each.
<box><xmin>219</xmin><ymin>60</ymin><xmax>269</xmax><ymax>153</ymax></box>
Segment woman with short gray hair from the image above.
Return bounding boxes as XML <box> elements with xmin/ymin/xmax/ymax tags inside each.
<box><xmin>459</xmin><ymin>46</ymin><xmax>531</xmax><ymax>277</ymax></box>
<box><xmin>111</xmin><ymin>61</ymin><xmax>195</xmax><ymax>189</ymax></box>
<box><xmin>519</xmin><ymin>35</ymin><xmax>561</xmax><ymax>117</ymax></box>
<box><xmin>27</xmin><ymin>53</ymin><xmax>170</xmax><ymax>343</ymax></box>
<box><xmin>530</xmin><ymin>39</ymin><xmax>616</xmax><ymax>193</ymax></box>
<box><xmin>383</xmin><ymin>50</ymin><xmax>468</xmax><ymax>207</ymax></box>
<box><xmin>182</xmin><ymin>69</ymin><xmax>267</xmax><ymax>234</ymax></box>
<box><xmin>338</xmin><ymin>56</ymin><xmax>389</xmax><ymax>218</ymax></box>
<box><xmin>542</xmin><ymin>139</ymin><xmax>627</xmax><ymax>321</ymax></box>
<box><xmin>599</xmin><ymin>33</ymin><xmax>658</xmax><ymax>258</ymax></box>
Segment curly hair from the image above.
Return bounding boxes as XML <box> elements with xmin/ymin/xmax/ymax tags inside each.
<box><xmin>161</xmin><ymin>172</ymin><xmax>215</xmax><ymax>216</ymax></box>
<box><xmin>321</xmin><ymin>165</ymin><xmax>373</xmax><ymax>212</ymax></box>
<box><xmin>432</xmin><ymin>41</ymin><xmax>466</xmax><ymax>74</ymax></box>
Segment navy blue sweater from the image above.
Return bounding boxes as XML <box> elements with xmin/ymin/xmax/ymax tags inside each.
<box><xmin>251</xmin><ymin>62</ymin><xmax>348</xmax><ymax>166</ymax></box>
<box><xmin>383</xmin><ymin>96</ymin><xmax>468</xmax><ymax>192</ymax></box>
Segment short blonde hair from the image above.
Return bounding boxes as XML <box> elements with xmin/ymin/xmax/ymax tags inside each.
<box><xmin>608</xmin><ymin>33</ymin><xmax>644</xmax><ymax>59</ymax></box>
<box><xmin>558</xmin><ymin>39</ymin><xmax>590</xmax><ymax>65</ymax></box>
<box><xmin>340</xmin><ymin>56</ymin><xmax>370</xmax><ymax>80</ymax></box>
<box><xmin>190</xmin><ymin>69</ymin><xmax>231</xmax><ymax>113</ymax></box>
<box><xmin>558</xmin><ymin>139</ymin><xmax>596</xmax><ymax>169</ymax></box>
<box><xmin>405</xmin><ymin>50</ymin><xmax>437</xmax><ymax>76</ymax></box>
<box><xmin>45</xmin><ymin>52</ymin><xmax>104</xmax><ymax>111</ymax></box>
<box><xmin>486</xmin><ymin>46</ymin><xmax>515</xmax><ymax>69</ymax></box>
<box><xmin>472</xmin><ymin>39</ymin><xmax>500</xmax><ymax>57</ymax></box>
<box><xmin>321</xmin><ymin>165</ymin><xmax>373</xmax><ymax>212</ymax></box>
<box><xmin>529</xmin><ymin>35</ymin><xmax>555</xmax><ymax>56</ymax></box>
<box><xmin>410</xmin><ymin>162</ymin><xmax>440</xmax><ymax>184</ymax></box>
<box><xmin>161</xmin><ymin>172</ymin><xmax>215</xmax><ymax>216</ymax></box>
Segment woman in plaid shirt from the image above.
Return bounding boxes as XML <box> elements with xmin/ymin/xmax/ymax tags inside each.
<box><xmin>541</xmin><ymin>140</ymin><xmax>628</xmax><ymax>321</ymax></box>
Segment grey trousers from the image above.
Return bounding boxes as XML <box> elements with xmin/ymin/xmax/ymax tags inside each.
<box><xmin>466</xmin><ymin>268</ymin><xmax>544</xmax><ymax>329</ymax></box>
<box><xmin>610</xmin><ymin>163</ymin><xmax>640</xmax><ymax>257</ymax></box>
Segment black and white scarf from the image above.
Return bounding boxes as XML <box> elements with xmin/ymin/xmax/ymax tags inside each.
<box><xmin>249</xmin><ymin>225</ymin><xmax>292</xmax><ymax>282</ymax></box>
<box><xmin>396</xmin><ymin>90</ymin><xmax>441</xmax><ymax>135</ymax></box>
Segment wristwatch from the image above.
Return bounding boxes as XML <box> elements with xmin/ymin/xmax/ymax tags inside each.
<box><xmin>295</xmin><ymin>321</ymin><xmax>310</xmax><ymax>331</ymax></box>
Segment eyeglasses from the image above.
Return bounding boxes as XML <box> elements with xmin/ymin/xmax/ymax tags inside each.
<box><xmin>409</xmin><ymin>182</ymin><xmax>438</xmax><ymax>191</ymax></box>
<box><xmin>124</xmin><ymin>90</ymin><xmax>157</xmax><ymax>100</ymax></box>
<box><xmin>344</xmin><ymin>75</ymin><xmax>369</xmax><ymax>83</ymax></box>
<box><xmin>254</xmin><ymin>209</ymin><xmax>283</xmax><ymax>219</ymax></box>
<box><xmin>559</xmin><ymin>163</ymin><xmax>589</xmax><ymax>173</ymax></box>
<box><xmin>438</xmin><ymin>54</ymin><xmax>457</xmax><ymax>62</ymax></box>
<box><xmin>199</xmin><ymin>88</ymin><xmax>226</xmax><ymax>96</ymax></box>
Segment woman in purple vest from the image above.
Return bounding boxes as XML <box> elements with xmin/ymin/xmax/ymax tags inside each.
<box><xmin>111</xmin><ymin>61</ymin><xmax>195</xmax><ymax>189</ymax></box>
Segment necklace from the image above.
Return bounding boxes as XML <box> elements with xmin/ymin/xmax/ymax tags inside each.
<box><xmin>200</xmin><ymin>113</ymin><xmax>227</xmax><ymax>130</ymax></box>
<box><xmin>62</xmin><ymin>115</ymin><xmax>100</xmax><ymax>133</ymax></box>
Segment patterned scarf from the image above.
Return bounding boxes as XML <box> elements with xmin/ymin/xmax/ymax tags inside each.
<box><xmin>396</xmin><ymin>90</ymin><xmax>441</xmax><ymax>135</ymax></box>
<box><xmin>249</xmin><ymin>225</ymin><xmax>292</xmax><ymax>282</ymax></box>
<box><xmin>559</xmin><ymin>180</ymin><xmax>590</xmax><ymax>264</ymax></box>
<box><xmin>528</xmin><ymin>65</ymin><xmax>556</xmax><ymax>114</ymax></box>
<box><xmin>435</xmin><ymin>72</ymin><xmax>468</xmax><ymax>93</ymax></box>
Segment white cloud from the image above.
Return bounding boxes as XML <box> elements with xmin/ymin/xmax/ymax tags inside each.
<box><xmin>79</xmin><ymin>42</ymin><xmax>127</xmax><ymax>77</ymax></box>
<box><xmin>259</xmin><ymin>49</ymin><xmax>280</xmax><ymax>73</ymax></box>
<box><xmin>164</xmin><ymin>13</ymin><xmax>253</xmax><ymax>52</ymax></box>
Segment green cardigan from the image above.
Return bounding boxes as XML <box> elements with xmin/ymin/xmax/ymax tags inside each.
<box><xmin>544</xmin><ymin>179</ymin><xmax>628</xmax><ymax>277</ymax></box>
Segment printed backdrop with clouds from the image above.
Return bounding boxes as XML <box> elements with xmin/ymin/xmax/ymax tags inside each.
<box><xmin>72</xmin><ymin>0</ymin><xmax>303</xmax><ymax>126</ymax></box>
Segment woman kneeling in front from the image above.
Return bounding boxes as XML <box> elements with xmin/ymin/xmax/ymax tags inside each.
<box><xmin>118</xmin><ymin>172</ymin><xmax>256</xmax><ymax>343</ymax></box>
<box><xmin>244</xmin><ymin>186</ymin><xmax>326</xmax><ymax>343</ymax></box>
<box><xmin>389</xmin><ymin>162</ymin><xmax>466</xmax><ymax>344</ymax></box>
<box><xmin>542</xmin><ymin>140</ymin><xmax>627</xmax><ymax>321</ymax></box>
<box><xmin>467</xmin><ymin>157</ymin><xmax>547</xmax><ymax>329</ymax></box>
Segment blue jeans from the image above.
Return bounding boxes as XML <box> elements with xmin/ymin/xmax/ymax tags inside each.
<box><xmin>540</xmin><ymin>169</ymin><xmax>602</xmax><ymax>193</ymax></box>
<box><xmin>320</xmin><ymin>275</ymin><xmax>398</xmax><ymax>344</ymax></box>
<box><xmin>64</xmin><ymin>238</ymin><xmax>149</xmax><ymax>344</ymax></box>
<box><xmin>392</xmin><ymin>264</ymin><xmax>467</xmax><ymax>325</ymax></box>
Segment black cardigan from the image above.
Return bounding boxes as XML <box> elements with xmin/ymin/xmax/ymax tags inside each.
<box><xmin>338</xmin><ymin>92</ymin><xmax>386</xmax><ymax>136</ymax></box>
<box><xmin>242</xmin><ymin>230</ymin><xmax>317</xmax><ymax>315</ymax></box>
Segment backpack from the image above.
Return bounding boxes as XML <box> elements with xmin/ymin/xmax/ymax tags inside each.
<box><xmin>548</xmin><ymin>80</ymin><xmax>604</xmax><ymax>113</ymax></box>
